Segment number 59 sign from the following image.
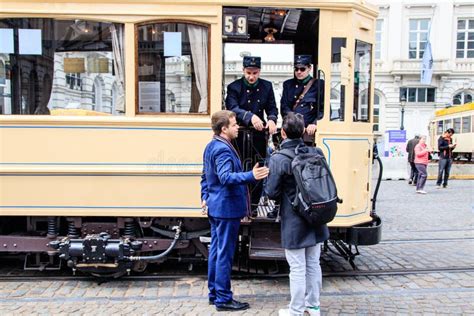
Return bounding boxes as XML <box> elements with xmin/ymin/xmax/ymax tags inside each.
<box><xmin>223</xmin><ymin>8</ymin><xmax>248</xmax><ymax>38</ymax></box>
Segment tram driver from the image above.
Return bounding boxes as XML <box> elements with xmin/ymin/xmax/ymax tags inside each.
<box><xmin>225</xmin><ymin>56</ymin><xmax>278</xmax><ymax>217</ymax></box>
<box><xmin>280</xmin><ymin>55</ymin><xmax>324</xmax><ymax>146</ymax></box>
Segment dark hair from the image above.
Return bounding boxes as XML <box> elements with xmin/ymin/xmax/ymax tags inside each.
<box><xmin>282</xmin><ymin>112</ymin><xmax>305</xmax><ymax>139</ymax></box>
<box><xmin>446</xmin><ymin>128</ymin><xmax>455</xmax><ymax>134</ymax></box>
<box><xmin>211</xmin><ymin>110</ymin><xmax>236</xmax><ymax>135</ymax></box>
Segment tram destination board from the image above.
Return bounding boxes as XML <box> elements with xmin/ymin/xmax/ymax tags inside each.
<box><xmin>223</xmin><ymin>7</ymin><xmax>248</xmax><ymax>38</ymax></box>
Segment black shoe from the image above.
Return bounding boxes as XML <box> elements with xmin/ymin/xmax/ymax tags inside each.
<box><xmin>408</xmin><ymin>180</ymin><xmax>412</xmax><ymax>185</ymax></box>
<box><xmin>267</xmin><ymin>209</ymin><xmax>278</xmax><ymax>219</ymax></box>
<box><xmin>216</xmin><ymin>300</ymin><xmax>250</xmax><ymax>311</ymax></box>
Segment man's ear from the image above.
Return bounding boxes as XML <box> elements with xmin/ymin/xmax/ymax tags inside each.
<box><xmin>281</xmin><ymin>129</ymin><xmax>287</xmax><ymax>138</ymax></box>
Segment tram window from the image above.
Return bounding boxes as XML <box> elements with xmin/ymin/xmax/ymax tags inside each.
<box><xmin>136</xmin><ymin>22</ymin><xmax>209</xmax><ymax>114</ymax></box>
<box><xmin>444</xmin><ymin>119</ymin><xmax>452</xmax><ymax>130</ymax></box>
<box><xmin>453</xmin><ymin>118</ymin><xmax>461</xmax><ymax>134</ymax></box>
<box><xmin>330</xmin><ymin>38</ymin><xmax>346</xmax><ymax>121</ymax></box>
<box><xmin>437</xmin><ymin>121</ymin><xmax>444</xmax><ymax>134</ymax></box>
<box><xmin>0</xmin><ymin>19</ymin><xmax>125</xmax><ymax>116</ymax></box>
<box><xmin>462</xmin><ymin>116</ymin><xmax>471</xmax><ymax>133</ymax></box>
<box><xmin>353</xmin><ymin>40</ymin><xmax>372</xmax><ymax>122</ymax></box>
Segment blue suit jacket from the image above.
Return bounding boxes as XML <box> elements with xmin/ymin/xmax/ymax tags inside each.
<box><xmin>201</xmin><ymin>136</ymin><xmax>255</xmax><ymax>219</ymax></box>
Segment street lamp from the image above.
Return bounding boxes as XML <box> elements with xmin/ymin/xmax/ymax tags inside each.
<box><xmin>400</xmin><ymin>94</ymin><xmax>406</xmax><ymax>130</ymax></box>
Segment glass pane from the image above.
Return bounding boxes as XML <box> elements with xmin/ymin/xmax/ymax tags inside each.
<box><xmin>457</xmin><ymin>33</ymin><xmax>466</xmax><ymax>41</ymax></box>
<box><xmin>353</xmin><ymin>40</ymin><xmax>371</xmax><ymax>122</ymax></box>
<box><xmin>444</xmin><ymin>119</ymin><xmax>452</xmax><ymax>129</ymax></box>
<box><xmin>453</xmin><ymin>94</ymin><xmax>462</xmax><ymax>105</ymax></box>
<box><xmin>468</xmin><ymin>41</ymin><xmax>474</xmax><ymax>49</ymax></box>
<box><xmin>466</xmin><ymin>94</ymin><xmax>473</xmax><ymax>103</ymax></box>
<box><xmin>420</xmin><ymin>33</ymin><xmax>428</xmax><ymax>41</ymax></box>
<box><xmin>417</xmin><ymin>88</ymin><xmax>426</xmax><ymax>102</ymax></box>
<box><xmin>331</xmin><ymin>37</ymin><xmax>347</xmax><ymax>63</ymax></box>
<box><xmin>456</xmin><ymin>50</ymin><xmax>464</xmax><ymax>58</ymax></box>
<box><xmin>458</xmin><ymin>20</ymin><xmax>466</xmax><ymax>30</ymax></box>
<box><xmin>409</xmin><ymin>33</ymin><xmax>417</xmax><ymax>42</ymax></box>
<box><xmin>137</xmin><ymin>23</ymin><xmax>209</xmax><ymax>114</ymax></box>
<box><xmin>427</xmin><ymin>88</ymin><xmax>435</xmax><ymax>102</ymax></box>
<box><xmin>418</xmin><ymin>50</ymin><xmax>424</xmax><ymax>59</ymax></box>
<box><xmin>420</xmin><ymin>41</ymin><xmax>426</xmax><ymax>50</ymax></box>
<box><xmin>468</xmin><ymin>50</ymin><xmax>474</xmax><ymax>58</ymax></box>
<box><xmin>420</xmin><ymin>20</ymin><xmax>429</xmax><ymax>30</ymax></box>
<box><xmin>469</xmin><ymin>20</ymin><xmax>474</xmax><ymax>30</ymax></box>
<box><xmin>457</xmin><ymin>42</ymin><xmax>465</xmax><ymax>49</ymax></box>
<box><xmin>0</xmin><ymin>18</ymin><xmax>125</xmax><ymax>116</ymax></box>
<box><xmin>374</xmin><ymin>108</ymin><xmax>379</xmax><ymax>115</ymax></box>
<box><xmin>462</xmin><ymin>116</ymin><xmax>471</xmax><ymax>133</ymax></box>
<box><xmin>409</xmin><ymin>50</ymin><xmax>416</xmax><ymax>59</ymax></box>
<box><xmin>453</xmin><ymin>118</ymin><xmax>461</xmax><ymax>133</ymax></box>
<box><xmin>409</xmin><ymin>20</ymin><xmax>417</xmax><ymax>31</ymax></box>
<box><xmin>330</xmin><ymin>37</ymin><xmax>347</xmax><ymax>121</ymax></box>
<box><xmin>468</xmin><ymin>32</ymin><xmax>474</xmax><ymax>40</ymax></box>
<box><xmin>374</xmin><ymin>94</ymin><xmax>380</xmax><ymax>104</ymax></box>
<box><xmin>408</xmin><ymin>88</ymin><xmax>416</xmax><ymax>102</ymax></box>
<box><xmin>437</xmin><ymin>121</ymin><xmax>443</xmax><ymax>134</ymax></box>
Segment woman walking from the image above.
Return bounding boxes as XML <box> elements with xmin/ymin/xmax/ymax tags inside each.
<box><xmin>414</xmin><ymin>135</ymin><xmax>430</xmax><ymax>194</ymax></box>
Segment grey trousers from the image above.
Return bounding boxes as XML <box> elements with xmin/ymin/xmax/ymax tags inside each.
<box><xmin>415</xmin><ymin>163</ymin><xmax>427</xmax><ymax>190</ymax></box>
<box><xmin>284</xmin><ymin>244</ymin><xmax>322</xmax><ymax>316</ymax></box>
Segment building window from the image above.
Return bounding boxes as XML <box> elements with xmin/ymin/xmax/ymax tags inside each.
<box><xmin>409</xmin><ymin>19</ymin><xmax>430</xmax><ymax>59</ymax></box>
<box><xmin>400</xmin><ymin>87</ymin><xmax>435</xmax><ymax>103</ymax></box>
<box><xmin>65</xmin><ymin>73</ymin><xmax>82</xmax><ymax>90</ymax></box>
<box><xmin>456</xmin><ymin>19</ymin><xmax>474</xmax><ymax>58</ymax></box>
<box><xmin>375</xmin><ymin>19</ymin><xmax>383</xmax><ymax>60</ymax></box>
<box><xmin>136</xmin><ymin>22</ymin><xmax>209</xmax><ymax>114</ymax></box>
<box><xmin>373</xmin><ymin>94</ymin><xmax>380</xmax><ymax>132</ymax></box>
<box><xmin>453</xmin><ymin>91</ymin><xmax>473</xmax><ymax>105</ymax></box>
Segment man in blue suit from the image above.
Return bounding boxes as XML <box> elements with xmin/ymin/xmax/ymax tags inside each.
<box><xmin>201</xmin><ymin>110</ymin><xmax>269</xmax><ymax>311</ymax></box>
<box><xmin>226</xmin><ymin>56</ymin><xmax>278</xmax><ymax>216</ymax></box>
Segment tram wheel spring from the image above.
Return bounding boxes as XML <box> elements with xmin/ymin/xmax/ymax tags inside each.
<box><xmin>47</xmin><ymin>217</ymin><xmax>58</xmax><ymax>237</ymax></box>
<box><xmin>124</xmin><ymin>221</ymin><xmax>136</xmax><ymax>238</ymax></box>
<box><xmin>67</xmin><ymin>221</ymin><xmax>79</xmax><ymax>238</ymax></box>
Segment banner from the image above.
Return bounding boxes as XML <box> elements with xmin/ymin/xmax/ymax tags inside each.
<box><xmin>420</xmin><ymin>40</ymin><xmax>433</xmax><ymax>85</ymax></box>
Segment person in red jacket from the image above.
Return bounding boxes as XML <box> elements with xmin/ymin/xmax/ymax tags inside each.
<box><xmin>414</xmin><ymin>135</ymin><xmax>431</xmax><ymax>194</ymax></box>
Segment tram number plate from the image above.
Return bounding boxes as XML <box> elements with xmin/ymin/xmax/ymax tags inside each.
<box><xmin>223</xmin><ymin>8</ymin><xmax>248</xmax><ymax>38</ymax></box>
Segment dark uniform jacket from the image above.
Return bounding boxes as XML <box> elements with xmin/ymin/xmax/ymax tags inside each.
<box><xmin>265</xmin><ymin>138</ymin><xmax>329</xmax><ymax>249</ymax></box>
<box><xmin>225</xmin><ymin>78</ymin><xmax>278</xmax><ymax>127</ymax></box>
<box><xmin>201</xmin><ymin>136</ymin><xmax>254</xmax><ymax>219</ymax></box>
<box><xmin>280</xmin><ymin>77</ymin><xmax>324</xmax><ymax>126</ymax></box>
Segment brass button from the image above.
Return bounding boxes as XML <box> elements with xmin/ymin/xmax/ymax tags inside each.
<box><xmin>248</xmin><ymin>100</ymin><xmax>251</xmax><ymax>103</ymax></box>
<box><xmin>257</xmin><ymin>100</ymin><xmax>260</xmax><ymax>102</ymax></box>
<box><xmin>257</xmin><ymin>88</ymin><xmax>260</xmax><ymax>92</ymax></box>
<box><xmin>296</xmin><ymin>85</ymin><xmax>299</xmax><ymax>88</ymax></box>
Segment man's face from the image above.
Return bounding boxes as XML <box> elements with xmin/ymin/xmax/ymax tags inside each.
<box><xmin>243</xmin><ymin>67</ymin><xmax>260</xmax><ymax>84</ymax></box>
<box><xmin>294</xmin><ymin>64</ymin><xmax>312</xmax><ymax>80</ymax></box>
<box><xmin>222</xmin><ymin>116</ymin><xmax>239</xmax><ymax>140</ymax></box>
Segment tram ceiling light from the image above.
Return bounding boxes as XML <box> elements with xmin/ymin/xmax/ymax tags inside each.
<box><xmin>264</xmin><ymin>20</ymin><xmax>278</xmax><ymax>42</ymax></box>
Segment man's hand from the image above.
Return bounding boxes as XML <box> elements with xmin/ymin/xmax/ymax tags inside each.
<box><xmin>252</xmin><ymin>163</ymin><xmax>269</xmax><ymax>180</ymax></box>
<box><xmin>201</xmin><ymin>200</ymin><xmax>207</xmax><ymax>215</ymax></box>
<box><xmin>449</xmin><ymin>143</ymin><xmax>457</xmax><ymax>148</ymax></box>
<box><xmin>251</xmin><ymin>115</ymin><xmax>264</xmax><ymax>131</ymax></box>
<box><xmin>266</xmin><ymin>120</ymin><xmax>277</xmax><ymax>134</ymax></box>
<box><xmin>306</xmin><ymin>124</ymin><xmax>317</xmax><ymax>135</ymax></box>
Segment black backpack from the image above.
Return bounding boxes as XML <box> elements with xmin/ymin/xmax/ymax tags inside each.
<box><xmin>279</xmin><ymin>144</ymin><xmax>340</xmax><ymax>227</ymax></box>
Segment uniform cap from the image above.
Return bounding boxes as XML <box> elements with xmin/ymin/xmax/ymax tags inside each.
<box><xmin>294</xmin><ymin>55</ymin><xmax>312</xmax><ymax>66</ymax></box>
<box><xmin>243</xmin><ymin>56</ymin><xmax>261</xmax><ymax>69</ymax></box>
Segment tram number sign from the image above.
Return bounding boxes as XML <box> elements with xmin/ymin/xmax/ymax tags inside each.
<box><xmin>223</xmin><ymin>9</ymin><xmax>248</xmax><ymax>38</ymax></box>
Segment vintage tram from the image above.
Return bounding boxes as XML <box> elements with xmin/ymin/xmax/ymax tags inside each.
<box><xmin>0</xmin><ymin>0</ymin><xmax>381</xmax><ymax>276</ymax></box>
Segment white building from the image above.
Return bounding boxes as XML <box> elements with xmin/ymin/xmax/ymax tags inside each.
<box><xmin>369</xmin><ymin>0</ymin><xmax>474</xmax><ymax>139</ymax></box>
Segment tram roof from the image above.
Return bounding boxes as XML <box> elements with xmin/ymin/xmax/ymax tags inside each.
<box><xmin>2</xmin><ymin>0</ymin><xmax>378</xmax><ymax>17</ymax></box>
<box><xmin>435</xmin><ymin>103</ymin><xmax>474</xmax><ymax>117</ymax></box>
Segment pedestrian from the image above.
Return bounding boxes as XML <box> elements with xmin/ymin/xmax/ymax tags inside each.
<box><xmin>265</xmin><ymin>113</ymin><xmax>329</xmax><ymax>316</ymax></box>
<box><xmin>280</xmin><ymin>55</ymin><xmax>324</xmax><ymax>146</ymax></box>
<box><xmin>414</xmin><ymin>135</ymin><xmax>431</xmax><ymax>194</ymax></box>
<box><xmin>406</xmin><ymin>134</ymin><xmax>420</xmax><ymax>185</ymax></box>
<box><xmin>436</xmin><ymin>128</ymin><xmax>456</xmax><ymax>188</ymax></box>
<box><xmin>201</xmin><ymin>110</ymin><xmax>269</xmax><ymax>311</ymax></box>
<box><xmin>226</xmin><ymin>56</ymin><xmax>278</xmax><ymax>216</ymax></box>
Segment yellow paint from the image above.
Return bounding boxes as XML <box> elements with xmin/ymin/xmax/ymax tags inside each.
<box><xmin>435</xmin><ymin>103</ymin><xmax>474</xmax><ymax>117</ymax></box>
<box><xmin>0</xmin><ymin>0</ymin><xmax>378</xmax><ymax>230</ymax></box>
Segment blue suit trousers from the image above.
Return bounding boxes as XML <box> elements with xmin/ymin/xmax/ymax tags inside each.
<box><xmin>208</xmin><ymin>216</ymin><xmax>241</xmax><ymax>305</ymax></box>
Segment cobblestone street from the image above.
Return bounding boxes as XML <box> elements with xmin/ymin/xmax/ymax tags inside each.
<box><xmin>1</xmin><ymin>180</ymin><xmax>473</xmax><ymax>315</ymax></box>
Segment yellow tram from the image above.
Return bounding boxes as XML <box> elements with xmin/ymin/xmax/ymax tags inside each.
<box><xmin>0</xmin><ymin>0</ymin><xmax>381</xmax><ymax>275</ymax></box>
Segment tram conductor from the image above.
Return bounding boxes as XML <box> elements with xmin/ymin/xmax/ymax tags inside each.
<box><xmin>281</xmin><ymin>55</ymin><xmax>324</xmax><ymax>145</ymax></box>
<box><xmin>225</xmin><ymin>56</ymin><xmax>278</xmax><ymax>216</ymax></box>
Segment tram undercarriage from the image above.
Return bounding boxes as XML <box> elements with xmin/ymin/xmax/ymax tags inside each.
<box><xmin>0</xmin><ymin>212</ymin><xmax>381</xmax><ymax>276</ymax></box>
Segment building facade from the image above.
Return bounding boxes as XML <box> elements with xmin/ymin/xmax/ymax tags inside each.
<box><xmin>369</xmin><ymin>0</ymin><xmax>474</xmax><ymax>139</ymax></box>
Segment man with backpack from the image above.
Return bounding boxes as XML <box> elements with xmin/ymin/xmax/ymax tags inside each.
<box><xmin>265</xmin><ymin>113</ymin><xmax>331</xmax><ymax>316</ymax></box>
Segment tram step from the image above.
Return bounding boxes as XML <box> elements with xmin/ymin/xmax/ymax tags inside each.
<box><xmin>249</xmin><ymin>248</ymin><xmax>285</xmax><ymax>260</ymax></box>
<box><xmin>249</xmin><ymin>226</ymin><xmax>285</xmax><ymax>260</ymax></box>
